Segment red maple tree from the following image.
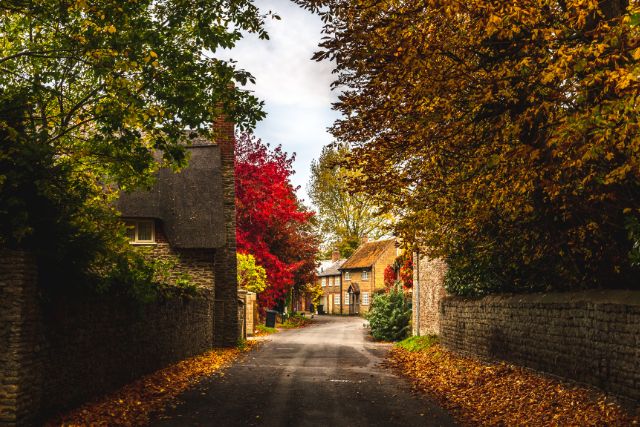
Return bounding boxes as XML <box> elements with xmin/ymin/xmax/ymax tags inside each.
<box><xmin>235</xmin><ymin>133</ymin><xmax>318</xmax><ymax>310</ymax></box>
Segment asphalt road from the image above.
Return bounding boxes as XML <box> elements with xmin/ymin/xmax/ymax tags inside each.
<box><xmin>152</xmin><ymin>315</ymin><xmax>457</xmax><ymax>427</ymax></box>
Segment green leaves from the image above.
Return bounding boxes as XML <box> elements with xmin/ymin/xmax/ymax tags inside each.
<box><xmin>366</xmin><ymin>290</ymin><xmax>411</xmax><ymax>341</ymax></box>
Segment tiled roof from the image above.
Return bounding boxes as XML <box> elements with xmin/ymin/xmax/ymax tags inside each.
<box><xmin>318</xmin><ymin>259</ymin><xmax>347</xmax><ymax>277</ymax></box>
<box><xmin>341</xmin><ymin>239</ymin><xmax>396</xmax><ymax>269</ymax></box>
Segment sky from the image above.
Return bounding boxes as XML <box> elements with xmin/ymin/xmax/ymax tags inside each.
<box><xmin>224</xmin><ymin>0</ymin><xmax>340</xmax><ymax>205</ymax></box>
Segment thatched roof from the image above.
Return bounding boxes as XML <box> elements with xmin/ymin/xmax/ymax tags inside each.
<box><xmin>116</xmin><ymin>144</ymin><xmax>226</xmax><ymax>249</ymax></box>
<box><xmin>341</xmin><ymin>239</ymin><xmax>395</xmax><ymax>270</ymax></box>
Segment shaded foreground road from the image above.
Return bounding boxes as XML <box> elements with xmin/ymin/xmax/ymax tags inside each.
<box><xmin>153</xmin><ymin>316</ymin><xmax>456</xmax><ymax>427</ymax></box>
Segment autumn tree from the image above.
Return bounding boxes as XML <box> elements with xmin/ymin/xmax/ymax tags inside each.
<box><xmin>237</xmin><ymin>253</ymin><xmax>269</xmax><ymax>294</ymax></box>
<box><xmin>1</xmin><ymin>0</ymin><xmax>270</xmax><ymax>291</ymax></box>
<box><xmin>309</xmin><ymin>144</ymin><xmax>392</xmax><ymax>257</ymax></box>
<box><xmin>235</xmin><ymin>133</ymin><xmax>320</xmax><ymax>310</ymax></box>
<box><xmin>297</xmin><ymin>0</ymin><xmax>640</xmax><ymax>294</ymax></box>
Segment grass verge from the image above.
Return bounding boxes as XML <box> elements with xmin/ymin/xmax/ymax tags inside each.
<box><xmin>386</xmin><ymin>344</ymin><xmax>639</xmax><ymax>426</ymax></box>
<box><xmin>395</xmin><ymin>335</ymin><xmax>438</xmax><ymax>352</ymax></box>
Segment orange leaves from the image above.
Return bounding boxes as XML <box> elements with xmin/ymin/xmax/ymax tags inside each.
<box><xmin>46</xmin><ymin>344</ymin><xmax>256</xmax><ymax>426</ymax></box>
<box><xmin>387</xmin><ymin>345</ymin><xmax>639</xmax><ymax>426</ymax></box>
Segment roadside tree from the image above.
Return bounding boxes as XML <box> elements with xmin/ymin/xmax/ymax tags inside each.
<box><xmin>296</xmin><ymin>0</ymin><xmax>640</xmax><ymax>294</ymax></box>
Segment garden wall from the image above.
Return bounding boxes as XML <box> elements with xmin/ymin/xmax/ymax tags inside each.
<box><xmin>0</xmin><ymin>249</ymin><xmax>215</xmax><ymax>426</ymax></box>
<box><xmin>440</xmin><ymin>291</ymin><xmax>640</xmax><ymax>401</ymax></box>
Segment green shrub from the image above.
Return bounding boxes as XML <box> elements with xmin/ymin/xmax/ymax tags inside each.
<box><xmin>396</xmin><ymin>335</ymin><xmax>438</xmax><ymax>352</ymax></box>
<box><xmin>366</xmin><ymin>289</ymin><xmax>411</xmax><ymax>341</ymax></box>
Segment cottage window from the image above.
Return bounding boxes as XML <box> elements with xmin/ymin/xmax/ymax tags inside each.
<box><xmin>345</xmin><ymin>271</ymin><xmax>351</xmax><ymax>281</ymax></box>
<box><xmin>344</xmin><ymin>292</ymin><xmax>349</xmax><ymax>305</ymax></box>
<box><xmin>334</xmin><ymin>294</ymin><xmax>340</xmax><ymax>305</ymax></box>
<box><xmin>362</xmin><ymin>270</ymin><xmax>369</xmax><ymax>280</ymax></box>
<box><xmin>125</xmin><ymin>220</ymin><xmax>155</xmax><ymax>244</ymax></box>
<box><xmin>322</xmin><ymin>277</ymin><xmax>326</xmax><ymax>287</ymax></box>
<box><xmin>362</xmin><ymin>292</ymin><xmax>370</xmax><ymax>305</ymax></box>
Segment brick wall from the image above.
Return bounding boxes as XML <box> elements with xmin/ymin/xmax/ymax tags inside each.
<box><xmin>440</xmin><ymin>291</ymin><xmax>640</xmax><ymax>401</ymax></box>
<box><xmin>412</xmin><ymin>253</ymin><xmax>448</xmax><ymax>336</ymax></box>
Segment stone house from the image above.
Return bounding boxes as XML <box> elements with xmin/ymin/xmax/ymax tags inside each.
<box><xmin>318</xmin><ymin>250</ymin><xmax>346</xmax><ymax>314</ymax></box>
<box><xmin>339</xmin><ymin>239</ymin><xmax>398</xmax><ymax>315</ymax></box>
<box><xmin>116</xmin><ymin>129</ymin><xmax>239</xmax><ymax>347</ymax></box>
<box><xmin>0</xmin><ymin>122</ymin><xmax>240</xmax><ymax>425</ymax></box>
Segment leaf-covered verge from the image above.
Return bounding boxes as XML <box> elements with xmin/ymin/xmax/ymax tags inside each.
<box><xmin>386</xmin><ymin>344</ymin><xmax>639</xmax><ymax>426</ymax></box>
<box><xmin>280</xmin><ymin>313</ymin><xmax>314</xmax><ymax>329</ymax></box>
<box><xmin>45</xmin><ymin>342</ymin><xmax>258</xmax><ymax>427</ymax></box>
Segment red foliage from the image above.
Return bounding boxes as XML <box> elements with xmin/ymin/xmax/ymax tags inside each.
<box><xmin>384</xmin><ymin>264</ymin><xmax>396</xmax><ymax>290</ymax></box>
<box><xmin>235</xmin><ymin>133</ymin><xmax>318</xmax><ymax>310</ymax></box>
<box><xmin>400</xmin><ymin>255</ymin><xmax>413</xmax><ymax>289</ymax></box>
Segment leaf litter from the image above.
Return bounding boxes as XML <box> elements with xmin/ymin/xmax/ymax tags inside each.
<box><xmin>386</xmin><ymin>344</ymin><xmax>639</xmax><ymax>426</ymax></box>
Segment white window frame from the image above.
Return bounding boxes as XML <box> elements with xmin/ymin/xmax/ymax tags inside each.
<box><xmin>322</xmin><ymin>277</ymin><xmax>327</xmax><ymax>287</ymax></box>
<box><xmin>344</xmin><ymin>292</ymin><xmax>349</xmax><ymax>305</ymax></box>
<box><xmin>362</xmin><ymin>270</ymin><xmax>369</xmax><ymax>280</ymax></box>
<box><xmin>362</xmin><ymin>292</ymin><xmax>370</xmax><ymax>305</ymax></box>
<box><xmin>125</xmin><ymin>219</ymin><xmax>156</xmax><ymax>244</ymax></box>
<box><xmin>334</xmin><ymin>294</ymin><xmax>340</xmax><ymax>305</ymax></box>
<box><xmin>344</xmin><ymin>271</ymin><xmax>351</xmax><ymax>281</ymax></box>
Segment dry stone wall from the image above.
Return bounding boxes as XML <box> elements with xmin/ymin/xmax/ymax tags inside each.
<box><xmin>440</xmin><ymin>291</ymin><xmax>640</xmax><ymax>401</ymax></box>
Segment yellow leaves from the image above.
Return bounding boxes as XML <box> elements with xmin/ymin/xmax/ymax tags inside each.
<box><xmin>387</xmin><ymin>345</ymin><xmax>639</xmax><ymax>426</ymax></box>
<box><xmin>106</xmin><ymin>25</ymin><xmax>117</xmax><ymax>34</ymax></box>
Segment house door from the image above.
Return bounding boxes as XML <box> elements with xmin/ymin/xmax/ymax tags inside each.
<box><xmin>349</xmin><ymin>293</ymin><xmax>360</xmax><ymax>315</ymax></box>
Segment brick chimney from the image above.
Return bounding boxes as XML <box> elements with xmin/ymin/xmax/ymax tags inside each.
<box><xmin>332</xmin><ymin>249</ymin><xmax>340</xmax><ymax>262</ymax></box>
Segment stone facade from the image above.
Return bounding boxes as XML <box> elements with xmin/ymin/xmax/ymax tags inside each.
<box><xmin>339</xmin><ymin>239</ymin><xmax>398</xmax><ymax>315</ymax></box>
<box><xmin>440</xmin><ymin>291</ymin><xmax>640</xmax><ymax>401</ymax></box>
<box><xmin>412</xmin><ymin>253</ymin><xmax>448</xmax><ymax>336</ymax></box>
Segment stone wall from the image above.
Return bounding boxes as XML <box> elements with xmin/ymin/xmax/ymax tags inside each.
<box><xmin>0</xmin><ymin>249</ymin><xmax>215</xmax><ymax>426</ymax></box>
<box><xmin>40</xmin><ymin>292</ymin><xmax>213</xmax><ymax>418</ymax></box>
<box><xmin>440</xmin><ymin>291</ymin><xmax>640</xmax><ymax>401</ymax></box>
<box><xmin>0</xmin><ymin>251</ymin><xmax>42</xmax><ymax>427</ymax></box>
<box><xmin>412</xmin><ymin>253</ymin><xmax>448</xmax><ymax>336</ymax></box>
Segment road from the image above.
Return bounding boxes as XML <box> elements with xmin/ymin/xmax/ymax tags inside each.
<box><xmin>152</xmin><ymin>315</ymin><xmax>456</xmax><ymax>427</ymax></box>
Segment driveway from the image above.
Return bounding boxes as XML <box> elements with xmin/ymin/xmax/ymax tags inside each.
<box><xmin>152</xmin><ymin>315</ymin><xmax>456</xmax><ymax>427</ymax></box>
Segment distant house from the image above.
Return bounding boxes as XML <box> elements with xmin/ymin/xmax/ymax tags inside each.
<box><xmin>116</xmin><ymin>127</ymin><xmax>239</xmax><ymax>346</ymax></box>
<box><xmin>318</xmin><ymin>250</ymin><xmax>346</xmax><ymax>314</ymax></box>
<box><xmin>339</xmin><ymin>239</ymin><xmax>398</xmax><ymax>315</ymax></box>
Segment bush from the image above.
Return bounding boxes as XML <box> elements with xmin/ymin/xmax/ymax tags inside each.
<box><xmin>366</xmin><ymin>290</ymin><xmax>411</xmax><ymax>341</ymax></box>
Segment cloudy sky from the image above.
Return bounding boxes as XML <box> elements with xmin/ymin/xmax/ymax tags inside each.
<box><xmin>225</xmin><ymin>0</ymin><xmax>340</xmax><ymax>205</ymax></box>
